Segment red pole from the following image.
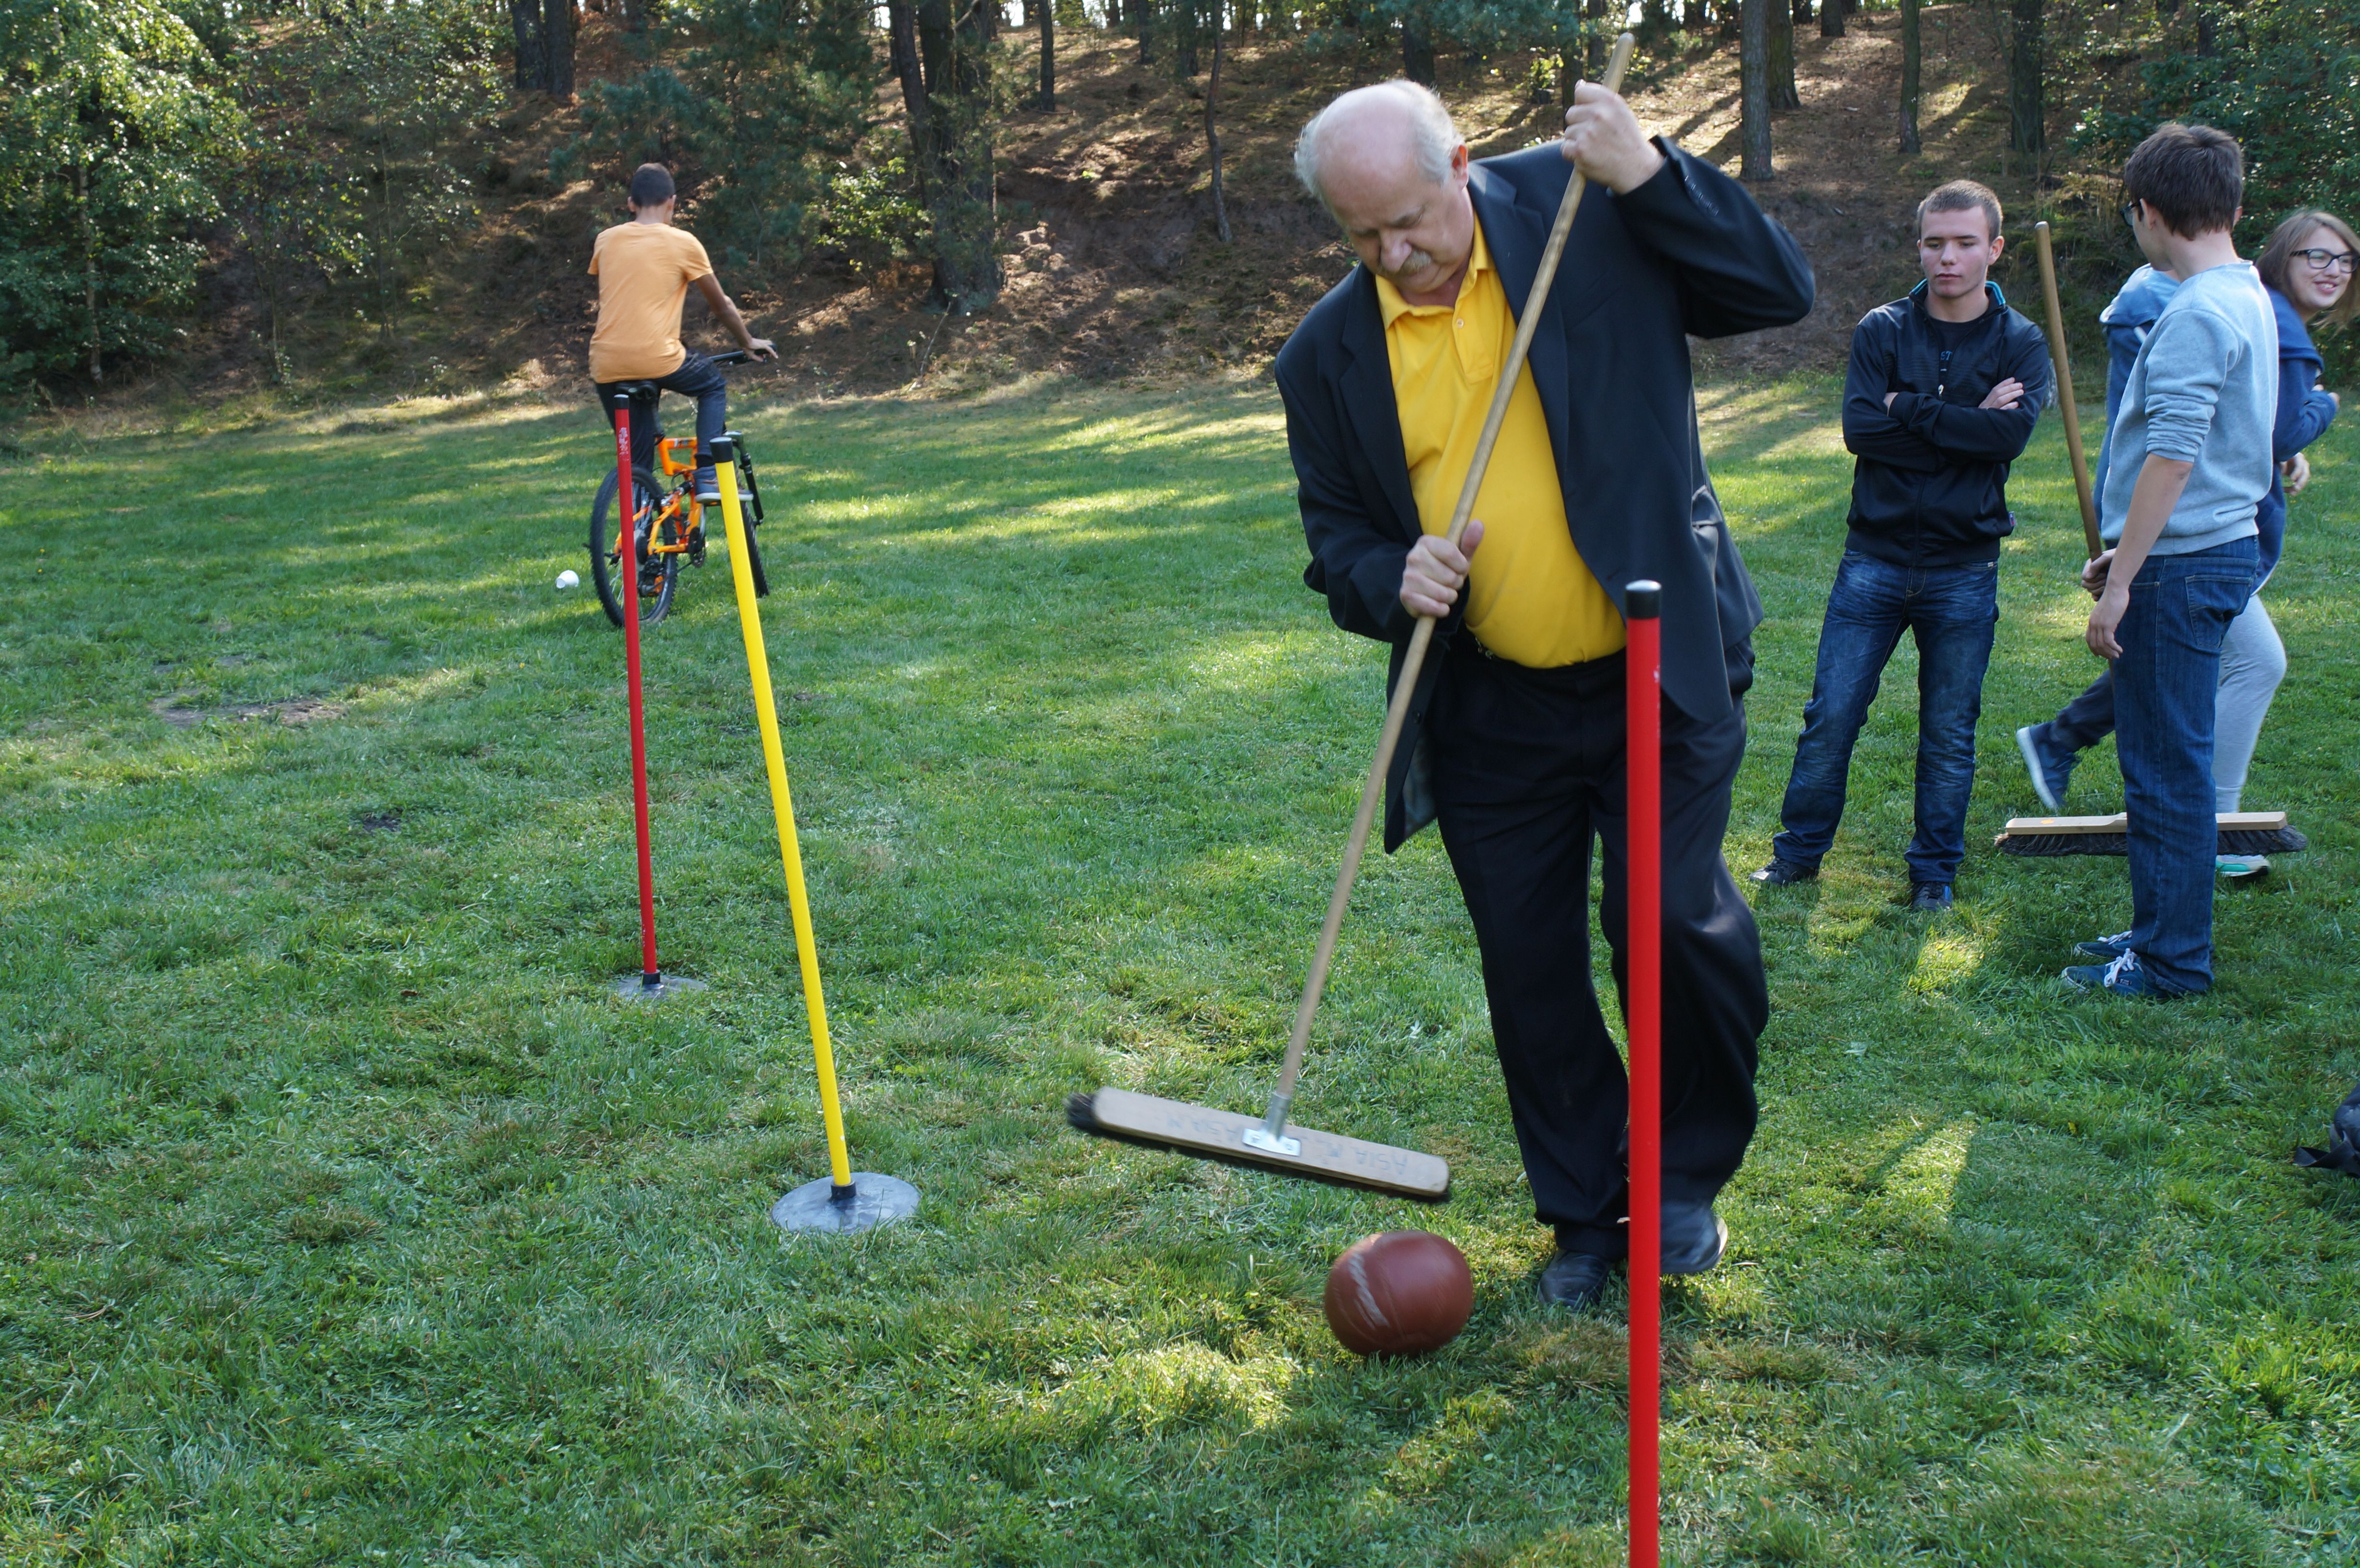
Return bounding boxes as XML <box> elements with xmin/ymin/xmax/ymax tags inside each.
<box><xmin>1624</xmin><ymin>579</ymin><xmax>1662</xmax><ymax>1568</ymax></box>
<box><xmin>613</xmin><ymin>396</ymin><xmax>660</xmax><ymax>987</ymax></box>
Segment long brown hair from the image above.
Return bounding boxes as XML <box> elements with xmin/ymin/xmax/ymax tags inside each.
<box><xmin>2256</xmin><ymin>208</ymin><xmax>2360</xmax><ymax>332</ymax></box>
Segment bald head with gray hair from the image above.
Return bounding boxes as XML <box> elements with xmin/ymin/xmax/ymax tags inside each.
<box><xmin>1293</xmin><ymin>80</ymin><xmax>1463</xmax><ymax>215</ymax></box>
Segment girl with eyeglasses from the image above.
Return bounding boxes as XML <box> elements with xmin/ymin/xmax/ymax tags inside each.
<box><xmin>2203</xmin><ymin>209</ymin><xmax>2355</xmax><ymax>876</ymax></box>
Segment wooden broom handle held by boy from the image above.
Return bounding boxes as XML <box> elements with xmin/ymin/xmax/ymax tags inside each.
<box><xmin>2034</xmin><ymin>221</ymin><xmax>2103</xmax><ymax>560</ymax></box>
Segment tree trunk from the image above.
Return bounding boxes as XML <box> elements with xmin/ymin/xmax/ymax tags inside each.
<box><xmin>541</xmin><ymin>0</ymin><xmax>574</xmax><ymax>100</ymax></box>
<box><xmin>1740</xmin><ymin>0</ymin><xmax>1773</xmax><ymax>180</ymax></box>
<box><xmin>1791</xmin><ymin>0</ymin><xmax>1810</xmax><ymax>27</ymax></box>
<box><xmin>1898</xmin><ymin>0</ymin><xmax>1921</xmax><ymax>152</ymax></box>
<box><xmin>2008</xmin><ymin>0</ymin><xmax>2042</xmax><ymax>155</ymax></box>
<box><xmin>1038</xmin><ymin>0</ymin><xmax>1055</xmax><ymax>109</ymax></box>
<box><xmin>1401</xmin><ymin>15</ymin><xmax>1436</xmax><ymax>85</ymax></box>
<box><xmin>78</xmin><ymin>162</ymin><xmax>101</xmax><ymax>384</ymax></box>
<box><xmin>1584</xmin><ymin>0</ymin><xmax>1607</xmax><ymax>76</ymax></box>
<box><xmin>917</xmin><ymin>0</ymin><xmax>1001</xmax><ymax>311</ymax></box>
<box><xmin>1134</xmin><ymin>0</ymin><xmax>1154</xmax><ymax>65</ymax></box>
<box><xmin>1206</xmin><ymin>19</ymin><xmax>1230</xmax><ymax>243</ymax></box>
<box><xmin>1820</xmin><ymin>0</ymin><xmax>1844</xmax><ymax>38</ymax></box>
<box><xmin>888</xmin><ymin>0</ymin><xmax>935</xmax><ymax>202</ymax></box>
<box><xmin>2194</xmin><ymin>7</ymin><xmax>2215</xmax><ymax>53</ymax></box>
<box><xmin>1643</xmin><ymin>0</ymin><xmax>1669</xmax><ymax>34</ymax></box>
<box><xmin>508</xmin><ymin>0</ymin><xmax>545</xmax><ymax>91</ymax></box>
<box><xmin>1769</xmin><ymin>0</ymin><xmax>1798</xmax><ymax>110</ymax></box>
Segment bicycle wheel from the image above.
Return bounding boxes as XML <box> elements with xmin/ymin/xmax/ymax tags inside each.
<box><xmin>589</xmin><ymin>466</ymin><xmax>680</xmax><ymax>629</ymax></box>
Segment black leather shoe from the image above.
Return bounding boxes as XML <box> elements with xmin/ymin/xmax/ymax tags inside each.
<box><xmin>1906</xmin><ymin>882</ymin><xmax>1954</xmax><ymax>913</ymax></box>
<box><xmin>1750</xmin><ymin>858</ymin><xmax>1817</xmax><ymax>886</ymax></box>
<box><xmin>1536</xmin><ymin>1250</ymin><xmax>1616</xmax><ymax>1311</ymax></box>
<box><xmin>1659</xmin><ymin>1203</ymin><xmax>1729</xmax><ymax>1275</ymax></box>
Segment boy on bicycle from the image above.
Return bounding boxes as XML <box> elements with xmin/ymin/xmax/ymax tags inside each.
<box><xmin>589</xmin><ymin>163</ymin><xmax>775</xmax><ymax>502</ymax></box>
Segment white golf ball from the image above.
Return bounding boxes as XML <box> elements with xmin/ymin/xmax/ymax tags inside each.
<box><xmin>555</xmin><ymin>569</ymin><xmax>580</xmax><ymax>589</ymax></box>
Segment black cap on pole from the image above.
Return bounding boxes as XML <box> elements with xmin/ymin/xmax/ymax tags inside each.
<box><xmin>709</xmin><ymin>437</ymin><xmax>734</xmax><ymax>465</ymax></box>
<box><xmin>1626</xmin><ymin>579</ymin><xmax>1661</xmax><ymax>620</ymax></box>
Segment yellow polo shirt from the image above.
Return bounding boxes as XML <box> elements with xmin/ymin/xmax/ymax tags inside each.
<box><xmin>1377</xmin><ymin>226</ymin><xmax>1623</xmax><ymax>667</ymax></box>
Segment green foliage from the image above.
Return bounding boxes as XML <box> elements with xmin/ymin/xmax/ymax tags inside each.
<box><xmin>304</xmin><ymin>0</ymin><xmax>501</xmax><ymax>340</ymax></box>
<box><xmin>2086</xmin><ymin>0</ymin><xmax>2360</xmax><ymax>242</ymax></box>
<box><xmin>229</xmin><ymin>19</ymin><xmax>373</xmax><ymax>379</ymax></box>
<box><xmin>0</xmin><ymin>0</ymin><xmax>238</xmax><ymax>379</ymax></box>
<box><xmin>814</xmin><ymin>149</ymin><xmax>930</xmax><ymax>274</ymax></box>
<box><xmin>567</xmin><ymin>0</ymin><xmax>876</xmax><ymax>282</ymax></box>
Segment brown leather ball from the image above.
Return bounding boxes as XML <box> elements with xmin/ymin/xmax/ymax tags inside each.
<box><xmin>1323</xmin><ymin>1230</ymin><xmax>1474</xmax><ymax>1357</ymax></box>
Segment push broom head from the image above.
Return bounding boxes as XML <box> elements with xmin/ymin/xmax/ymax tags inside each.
<box><xmin>1996</xmin><ymin>811</ymin><xmax>2307</xmax><ymax>858</ymax></box>
<box><xmin>1068</xmin><ymin>1089</ymin><xmax>1450</xmax><ymax>1201</ymax></box>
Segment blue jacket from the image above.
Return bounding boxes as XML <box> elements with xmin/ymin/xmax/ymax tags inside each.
<box><xmin>2262</xmin><ymin>284</ymin><xmax>2339</xmax><ymax>576</ymax></box>
<box><xmin>2093</xmin><ymin>264</ymin><xmax>2180</xmax><ymax>499</ymax></box>
<box><xmin>2094</xmin><ymin>268</ymin><xmax>2335</xmax><ymax>576</ymax></box>
<box><xmin>1839</xmin><ymin>279</ymin><xmax>2052</xmax><ymax>565</ymax></box>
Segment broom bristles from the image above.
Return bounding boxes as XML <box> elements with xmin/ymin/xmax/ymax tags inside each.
<box><xmin>1998</xmin><ymin>825</ymin><xmax>2307</xmax><ymax>858</ymax></box>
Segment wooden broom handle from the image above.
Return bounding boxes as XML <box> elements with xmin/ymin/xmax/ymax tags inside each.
<box><xmin>1262</xmin><ymin>34</ymin><xmax>1638</xmax><ymax>1136</ymax></box>
<box><xmin>2034</xmin><ymin>221</ymin><xmax>2103</xmax><ymax>559</ymax></box>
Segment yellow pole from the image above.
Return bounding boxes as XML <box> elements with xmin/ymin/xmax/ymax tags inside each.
<box><xmin>713</xmin><ymin>442</ymin><xmax>855</xmax><ymax>1193</ymax></box>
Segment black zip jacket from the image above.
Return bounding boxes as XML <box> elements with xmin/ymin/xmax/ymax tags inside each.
<box><xmin>1841</xmin><ymin>280</ymin><xmax>2051</xmax><ymax>566</ymax></box>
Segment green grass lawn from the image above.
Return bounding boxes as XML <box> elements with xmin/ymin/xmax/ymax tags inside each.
<box><xmin>4</xmin><ymin>375</ymin><xmax>2357</xmax><ymax>1566</ymax></box>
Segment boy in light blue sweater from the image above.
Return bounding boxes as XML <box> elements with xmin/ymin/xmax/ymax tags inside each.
<box><xmin>2065</xmin><ymin>123</ymin><xmax>2276</xmax><ymax>999</ymax></box>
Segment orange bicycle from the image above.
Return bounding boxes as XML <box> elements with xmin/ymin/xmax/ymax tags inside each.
<box><xmin>589</xmin><ymin>349</ymin><xmax>770</xmax><ymax>628</ymax></box>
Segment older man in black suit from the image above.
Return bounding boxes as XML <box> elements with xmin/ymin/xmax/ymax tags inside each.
<box><xmin>1275</xmin><ymin>78</ymin><xmax>1813</xmax><ymax>1310</ymax></box>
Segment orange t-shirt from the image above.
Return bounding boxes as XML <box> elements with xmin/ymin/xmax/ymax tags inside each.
<box><xmin>587</xmin><ymin>222</ymin><xmax>714</xmax><ymax>382</ymax></box>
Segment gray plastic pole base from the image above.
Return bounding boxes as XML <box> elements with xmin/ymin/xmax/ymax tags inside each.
<box><xmin>770</xmin><ymin>1173</ymin><xmax>919</xmax><ymax>1235</ymax></box>
<box><xmin>610</xmin><ymin>972</ymin><xmax>710</xmax><ymax>1003</ymax></box>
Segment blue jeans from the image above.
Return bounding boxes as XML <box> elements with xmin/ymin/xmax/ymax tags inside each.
<box><xmin>594</xmin><ymin>349</ymin><xmax>728</xmax><ymax>475</ymax></box>
<box><xmin>1771</xmin><ymin>551</ymin><xmax>1999</xmax><ymax>886</ymax></box>
<box><xmin>2114</xmin><ymin>539</ymin><xmax>2258</xmax><ymax>994</ymax></box>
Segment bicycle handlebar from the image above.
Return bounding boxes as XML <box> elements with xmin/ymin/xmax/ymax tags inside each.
<box><xmin>710</xmin><ymin>347</ymin><xmax>776</xmax><ymax>368</ymax></box>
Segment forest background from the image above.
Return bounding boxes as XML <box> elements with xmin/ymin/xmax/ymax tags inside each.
<box><xmin>3</xmin><ymin>0</ymin><xmax>2356</xmax><ymax>416</ymax></box>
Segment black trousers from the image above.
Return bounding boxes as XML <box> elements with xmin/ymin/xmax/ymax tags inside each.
<box><xmin>1429</xmin><ymin>640</ymin><xmax>1768</xmax><ymax>1258</ymax></box>
<box><xmin>593</xmin><ymin>349</ymin><xmax>729</xmax><ymax>477</ymax></box>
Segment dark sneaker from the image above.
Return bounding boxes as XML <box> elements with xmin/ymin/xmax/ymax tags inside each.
<box><xmin>1660</xmin><ymin>1203</ymin><xmax>1729</xmax><ymax>1275</ymax></box>
<box><xmin>1536</xmin><ymin>1250</ymin><xmax>1615</xmax><ymax>1311</ymax></box>
<box><xmin>1750</xmin><ymin>858</ymin><xmax>1817</xmax><ymax>886</ymax></box>
<box><xmin>1906</xmin><ymin>882</ymin><xmax>1953</xmax><ymax>913</ymax></box>
<box><xmin>2016</xmin><ymin>723</ymin><xmax>2073</xmax><ymax>813</ymax></box>
<box><xmin>2061</xmin><ymin>950</ymin><xmax>2176</xmax><ymax>999</ymax></box>
<box><xmin>2073</xmin><ymin>930</ymin><xmax>2133</xmax><ymax>960</ymax></box>
<box><xmin>693</xmin><ymin>466</ymin><xmax>721</xmax><ymax>503</ymax></box>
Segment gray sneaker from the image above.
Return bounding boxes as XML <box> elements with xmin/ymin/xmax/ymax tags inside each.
<box><xmin>2016</xmin><ymin>723</ymin><xmax>2073</xmax><ymax>812</ymax></box>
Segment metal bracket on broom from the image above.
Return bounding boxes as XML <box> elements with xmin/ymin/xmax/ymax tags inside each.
<box><xmin>710</xmin><ymin>441</ymin><xmax>918</xmax><ymax>1235</ymax></box>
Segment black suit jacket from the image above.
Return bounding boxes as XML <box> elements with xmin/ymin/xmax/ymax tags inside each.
<box><xmin>1274</xmin><ymin>141</ymin><xmax>1815</xmax><ymax>850</ymax></box>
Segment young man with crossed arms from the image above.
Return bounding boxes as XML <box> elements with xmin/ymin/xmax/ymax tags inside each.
<box><xmin>1755</xmin><ymin>180</ymin><xmax>2049</xmax><ymax>911</ymax></box>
